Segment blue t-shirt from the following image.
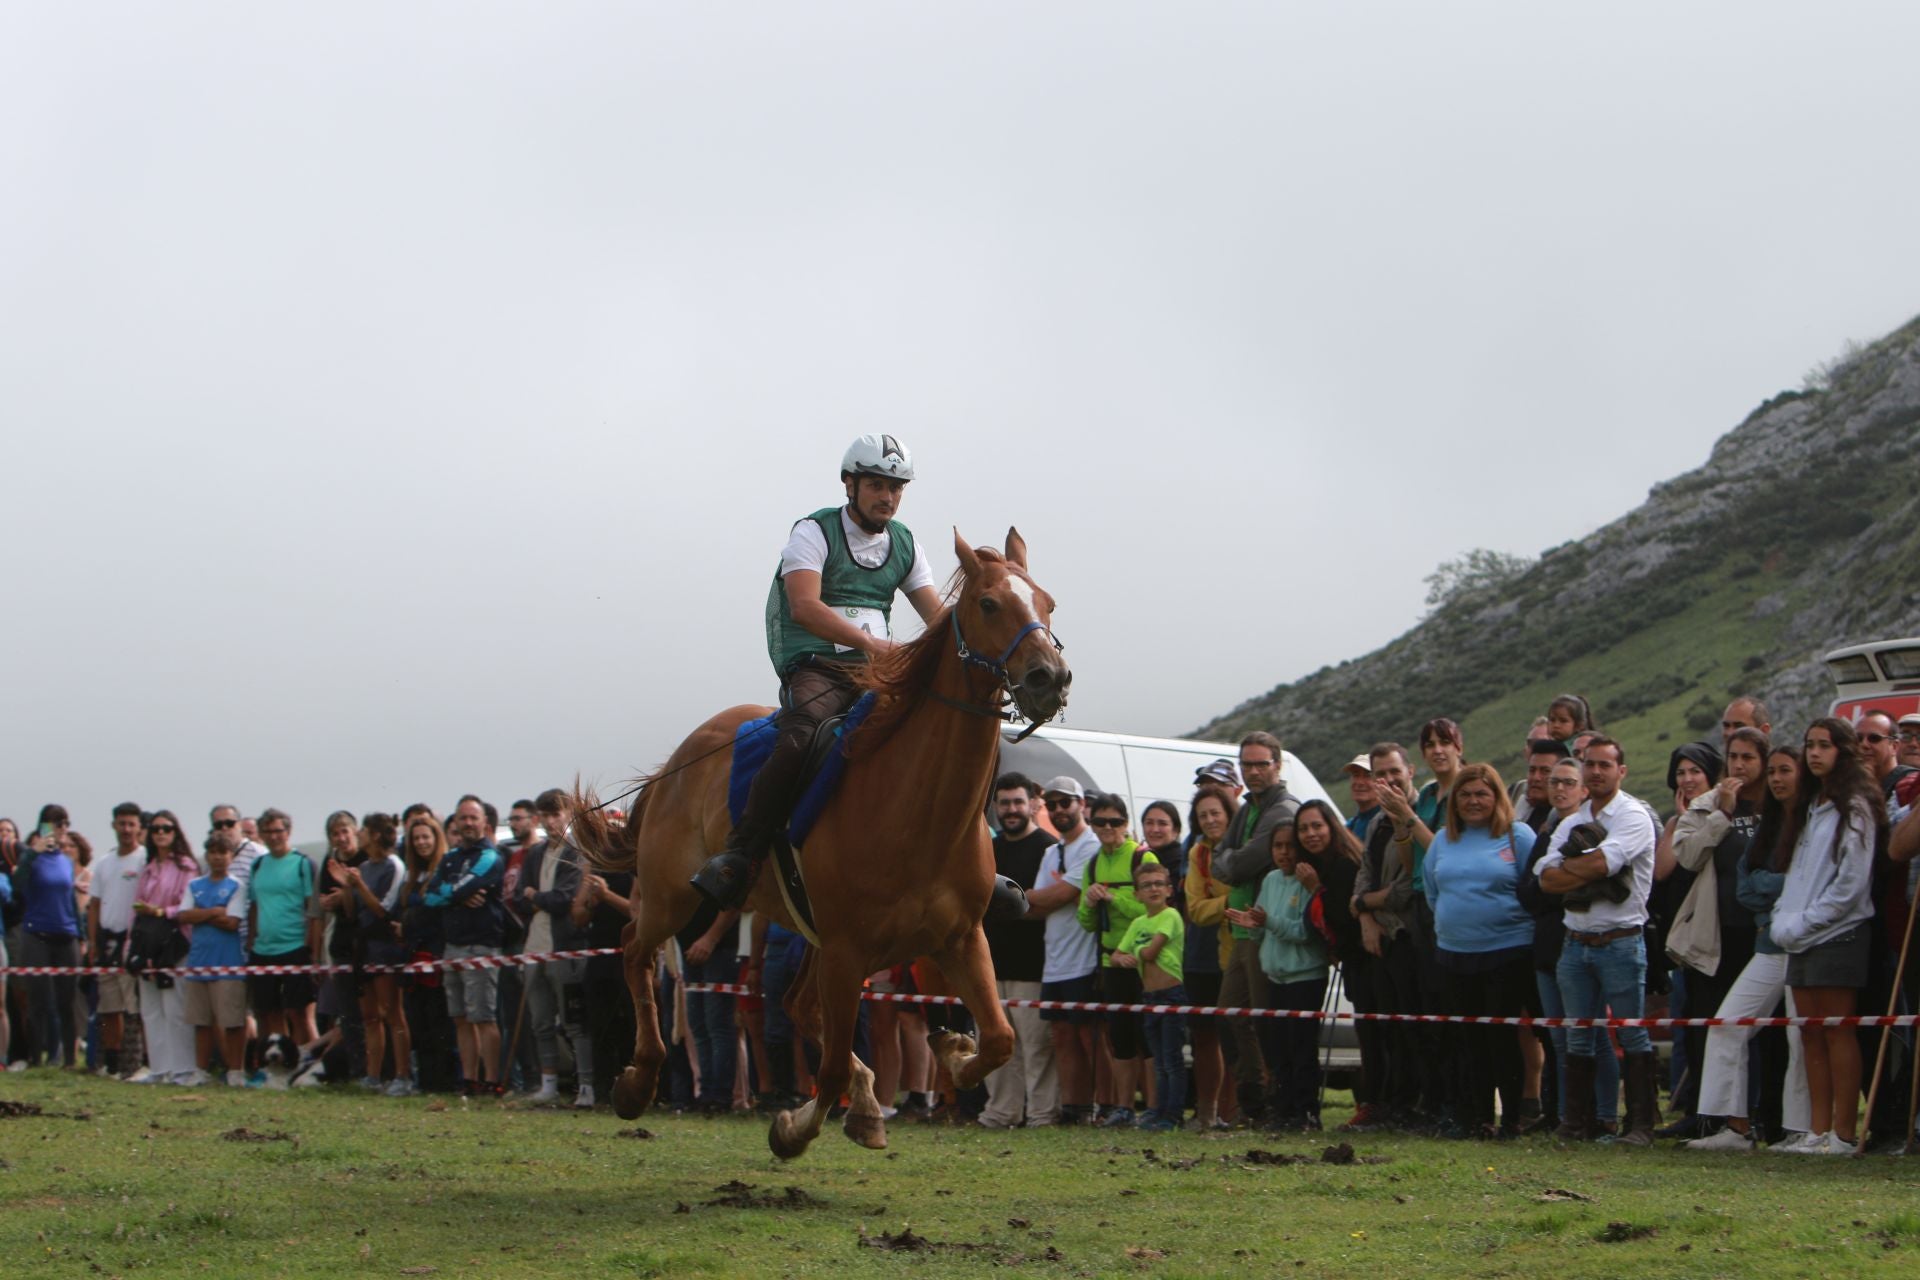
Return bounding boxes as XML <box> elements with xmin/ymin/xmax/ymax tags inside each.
<box><xmin>18</xmin><ymin>850</ymin><xmax>81</xmax><ymax>938</ymax></box>
<box><xmin>1422</xmin><ymin>823</ymin><xmax>1536</xmax><ymax>954</ymax></box>
<box><xmin>184</xmin><ymin>876</ymin><xmax>246</xmax><ymax>978</ymax></box>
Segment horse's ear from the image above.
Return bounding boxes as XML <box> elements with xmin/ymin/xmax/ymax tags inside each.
<box><xmin>1005</xmin><ymin>527</ymin><xmax>1028</xmax><ymax>571</ymax></box>
<box><xmin>953</xmin><ymin>528</ymin><xmax>981</xmax><ymax>577</ymax></box>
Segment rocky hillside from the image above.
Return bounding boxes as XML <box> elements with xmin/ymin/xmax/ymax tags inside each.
<box><xmin>1199</xmin><ymin>313</ymin><xmax>1920</xmax><ymax>791</ymax></box>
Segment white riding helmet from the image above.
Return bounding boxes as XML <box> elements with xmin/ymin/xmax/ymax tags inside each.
<box><xmin>841</xmin><ymin>434</ymin><xmax>915</xmax><ymax>483</ymax></box>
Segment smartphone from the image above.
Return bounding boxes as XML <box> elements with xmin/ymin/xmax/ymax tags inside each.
<box><xmin>38</xmin><ymin>822</ymin><xmax>57</xmax><ymax>840</ymax></box>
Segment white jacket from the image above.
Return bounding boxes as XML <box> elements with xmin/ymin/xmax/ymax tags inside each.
<box><xmin>1769</xmin><ymin>797</ymin><xmax>1876</xmax><ymax>954</ymax></box>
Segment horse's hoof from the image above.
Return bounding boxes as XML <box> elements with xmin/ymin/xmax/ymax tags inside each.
<box><xmin>768</xmin><ymin>1111</ymin><xmax>812</xmax><ymax>1161</ymax></box>
<box><xmin>928</xmin><ymin>1031</ymin><xmax>977</xmax><ymax>1061</ymax></box>
<box><xmin>611</xmin><ymin>1069</ymin><xmax>652</xmax><ymax>1120</ymax></box>
<box><xmin>843</xmin><ymin>1110</ymin><xmax>889</xmax><ymax>1150</ymax></box>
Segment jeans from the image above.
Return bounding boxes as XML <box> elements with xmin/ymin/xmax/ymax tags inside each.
<box><xmin>1536</xmin><ymin>968</ymin><xmax>1619</xmax><ymax>1122</ymax></box>
<box><xmin>1141</xmin><ymin>985</ymin><xmax>1190</xmax><ymax>1125</ymax></box>
<box><xmin>686</xmin><ymin>948</ymin><xmax>739</xmax><ymax>1106</ymax></box>
<box><xmin>527</xmin><ymin>956</ymin><xmax>593</xmax><ymax>1080</ymax></box>
<box><xmin>1556</xmin><ymin>932</ymin><xmax>1650</xmax><ymax>1057</ymax></box>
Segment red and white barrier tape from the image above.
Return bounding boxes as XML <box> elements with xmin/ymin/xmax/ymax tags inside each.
<box><xmin>3</xmin><ymin>954</ymin><xmax>1913</xmax><ymax>1029</ymax></box>
<box><xmin>685</xmin><ymin>982</ymin><xmax>1920</xmax><ymax>1030</ymax></box>
<box><xmin>0</xmin><ymin>947</ymin><xmax>619</xmax><ymax>980</ymax></box>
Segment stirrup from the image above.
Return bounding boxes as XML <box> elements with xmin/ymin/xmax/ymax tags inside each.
<box><xmin>690</xmin><ymin>851</ymin><xmax>756</xmax><ymax>910</ymax></box>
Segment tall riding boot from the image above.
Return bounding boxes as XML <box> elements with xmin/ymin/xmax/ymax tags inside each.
<box><xmin>1616</xmin><ymin>1052</ymin><xmax>1659</xmax><ymax>1148</ymax></box>
<box><xmin>1554</xmin><ymin>1055</ymin><xmax>1596</xmax><ymax>1143</ymax></box>
<box><xmin>690</xmin><ymin>730</ymin><xmax>812</xmax><ymax>910</ymax></box>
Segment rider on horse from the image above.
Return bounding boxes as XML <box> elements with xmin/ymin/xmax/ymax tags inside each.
<box><xmin>692</xmin><ymin>435</ymin><xmax>1027</xmax><ymax>919</ymax></box>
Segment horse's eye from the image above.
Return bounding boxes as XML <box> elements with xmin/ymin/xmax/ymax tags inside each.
<box><xmin>979</xmin><ymin>597</ymin><xmax>999</xmax><ymax>615</ymax></box>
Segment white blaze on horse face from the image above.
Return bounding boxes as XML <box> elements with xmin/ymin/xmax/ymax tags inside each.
<box><xmin>1003</xmin><ymin>574</ymin><xmax>1038</xmax><ymax>622</ymax></box>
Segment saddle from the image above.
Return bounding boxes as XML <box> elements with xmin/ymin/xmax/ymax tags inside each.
<box><xmin>726</xmin><ymin>693</ymin><xmax>876</xmax><ymax>943</ymax></box>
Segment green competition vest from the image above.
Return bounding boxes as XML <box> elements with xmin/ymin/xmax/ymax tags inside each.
<box><xmin>764</xmin><ymin>507</ymin><xmax>918</xmax><ymax>675</ymax></box>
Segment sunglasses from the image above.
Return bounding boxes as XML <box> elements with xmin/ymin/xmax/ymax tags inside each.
<box><xmin>149</xmin><ymin>825</ymin><xmax>178</xmax><ymax>835</ymax></box>
<box><xmin>1860</xmin><ymin>733</ymin><xmax>1889</xmax><ymax>745</ymax></box>
<box><xmin>1043</xmin><ymin>796</ymin><xmax>1078</xmax><ymax>808</ymax></box>
<box><xmin>1090</xmin><ymin>816</ymin><xmax>1127</xmax><ymax>829</ymax></box>
<box><xmin>212</xmin><ymin>819</ymin><xmax>238</xmax><ymax>829</ymax></box>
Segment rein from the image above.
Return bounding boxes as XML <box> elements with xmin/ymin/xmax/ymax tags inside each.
<box><xmin>945</xmin><ymin>609</ymin><xmax>1065</xmax><ymax>742</ymax></box>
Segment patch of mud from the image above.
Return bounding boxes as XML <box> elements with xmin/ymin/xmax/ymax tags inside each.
<box><xmin>221</xmin><ymin>1127</ymin><xmax>297</xmax><ymax>1144</ymax></box>
<box><xmin>703</xmin><ymin>1180</ymin><xmax>826</xmax><ymax>1210</ymax></box>
<box><xmin>857</xmin><ymin>1226</ymin><xmax>1060</xmax><ymax>1263</ymax></box>
<box><xmin>615</xmin><ymin>1127</ymin><xmax>655</xmax><ymax>1140</ymax></box>
<box><xmin>1596</xmin><ymin>1221</ymin><xmax>1657</xmax><ymax>1243</ymax></box>
<box><xmin>0</xmin><ymin>1100</ymin><xmax>44</xmax><ymax>1119</ymax></box>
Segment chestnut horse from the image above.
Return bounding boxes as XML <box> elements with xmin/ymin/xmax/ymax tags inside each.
<box><xmin>572</xmin><ymin>529</ymin><xmax>1069</xmax><ymax>1159</ymax></box>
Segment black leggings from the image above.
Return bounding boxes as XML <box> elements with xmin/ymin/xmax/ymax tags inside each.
<box><xmin>1438</xmin><ymin>951</ymin><xmax>1535</xmax><ymax>1130</ymax></box>
<box><xmin>21</xmin><ymin>933</ymin><xmax>80</xmax><ymax>1067</ymax></box>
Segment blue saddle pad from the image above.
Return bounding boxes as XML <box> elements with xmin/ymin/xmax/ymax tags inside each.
<box><xmin>728</xmin><ymin>692</ymin><xmax>875</xmax><ymax>848</ymax></box>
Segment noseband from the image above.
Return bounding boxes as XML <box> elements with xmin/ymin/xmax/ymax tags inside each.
<box><xmin>939</xmin><ymin>608</ymin><xmax>1066</xmax><ymax>741</ymax></box>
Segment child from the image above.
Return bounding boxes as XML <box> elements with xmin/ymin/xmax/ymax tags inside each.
<box><xmin>1227</xmin><ymin>819</ymin><xmax>1330</xmax><ymax>1132</ymax></box>
<box><xmin>176</xmin><ymin>832</ymin><xmax>249</xmax><ymax>1085</ymax></box>
<box><xmin>1113</xmin><ymin>863</ymin><xmax>1187</xmax><ymax>1132</ymax></box>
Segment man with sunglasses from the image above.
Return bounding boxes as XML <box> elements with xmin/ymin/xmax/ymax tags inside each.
<box><xmin>1897</xmin><ymin>714</ymin><xmax>1920</xmax><ymax>772</ymax></box>
<box><xmin>1853</xmin><ymin>709</ymin><xmax>1918</xmax><ymax>1151</ymax></box>
<box><xmin>208</xmin><ymin>804</ymin><xmax>268</xmax><ymax>949</ymax></box>
<box><xmin>1026</xmin><ymin>776</ymin><xmax>1102</xmax><ymax>1124</ymax></box>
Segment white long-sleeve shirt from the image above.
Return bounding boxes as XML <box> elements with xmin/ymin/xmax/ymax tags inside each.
<box><xmin>1770</xmin><ymin>797</ymin><xmax>1876</xmax><ymax>953</ymax></box>
<box><xmin>1535</xmin><ymin>789</ymin><xmax>1658</xmax><ymax>932</ymax></box>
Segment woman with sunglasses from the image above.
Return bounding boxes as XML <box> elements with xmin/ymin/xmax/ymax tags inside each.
<box><xmin>1076</xmin><ymin>794</ymin><xmax>1160</xmax><ymax>1127</ymax></box>
<box><xmin>1770</xmin><ymin>718</ymin><xmax>1884</xmax><ymax>1154</ymax></box>
<box><xmin>132</xmin><ymin>812</ymin><xmax>201</xmax><ymax>1083</ymax></box>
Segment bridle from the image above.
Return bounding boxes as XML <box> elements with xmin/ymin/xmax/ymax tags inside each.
<box><xmin>934</xmin><ymin>602</ymin><xmax>1066</xmax><ymax>742</ymax></box>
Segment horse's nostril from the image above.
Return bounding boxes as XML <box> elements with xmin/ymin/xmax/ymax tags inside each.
<box><xmin>1023</xmin><ymin>666</ymin><xmax>1056</xmax><ymax>693</ymax></box>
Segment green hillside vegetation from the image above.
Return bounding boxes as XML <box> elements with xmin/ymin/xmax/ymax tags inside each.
<box><xmin>1200</xmin><ymin>313</ymin><xmax>1920</xmax><ymax>804</ymax></box>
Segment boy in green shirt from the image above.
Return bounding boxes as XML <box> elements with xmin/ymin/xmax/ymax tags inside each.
<box><xmin>1112</xmin><ymin>864</ymin><xmax>1188</xmax><ymax>1132</ymax></box>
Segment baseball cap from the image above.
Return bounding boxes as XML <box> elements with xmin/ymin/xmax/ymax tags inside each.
<box><xmin>1899</xmin><ymin>712</ymin><xmax>1920</xmax><ymax>727</ymax></box>
<box><xmin>1342</xmin><ymin>754</ymin><xmax>1372</xmax><ymax>776</ymax></box>
<box><xmin>1041</xmin><ymin>776</ymin><xmax>1085</xmax><ymax>799</ymax></box>
<box><xmin>1193</xmin><ymin>759</ymin><xmax>1238</xmax><ymax>786</ymax></box>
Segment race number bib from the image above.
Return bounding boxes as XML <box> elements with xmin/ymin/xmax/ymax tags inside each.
<box><xmin>833</xmin><ymin>606</ymin><xmax>890</xmax><ymax>653</ymax></box>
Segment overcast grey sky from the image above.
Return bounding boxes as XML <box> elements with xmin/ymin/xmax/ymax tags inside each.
<box><xmin>5</xmin><ymin>2</ymin><xmax>1918</xmax><ymax>839</ymax></box>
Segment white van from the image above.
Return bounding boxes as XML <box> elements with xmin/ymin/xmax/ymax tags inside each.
<box><xmin>995</xmin><ymin>724</ymin><xmax>1338</xmax><ymax>825</ymax></box>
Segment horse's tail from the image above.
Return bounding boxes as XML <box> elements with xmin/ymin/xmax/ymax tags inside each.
<box><xmin>571</xmin><ymin>771</ymin><xmax>655</xmax><ymax>874</ymax></box>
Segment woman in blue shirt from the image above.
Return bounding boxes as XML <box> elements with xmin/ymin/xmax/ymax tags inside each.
<box><xmin>1423</xmin><ymin>762</ymin><xmax>1537</xmax><ymax>1137</ymax></box>
<box><xmin>12</xmin><ymin>834</ymin><xmax>84</xmax><ymax>1067</ymax></box>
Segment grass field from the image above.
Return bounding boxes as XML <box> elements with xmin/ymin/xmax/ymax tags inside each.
<box><xmin>5</xmin><ymin>1072</ymin><xmax>1920</xmax><ymax>1279</ymax></box>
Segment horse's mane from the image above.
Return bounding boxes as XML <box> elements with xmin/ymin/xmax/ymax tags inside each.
<box><xmin>847</xmin><ymin>548</ymin><xmax>1005</xmax><ymax>758</ymax></box>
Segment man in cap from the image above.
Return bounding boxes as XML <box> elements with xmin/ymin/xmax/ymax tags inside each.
<box><xmin>1342</xmin><ymin>755</ymin><xmax>1378</xmax><ymax>839</ymax></box>
<box><xmin>1899</xmin><ymin>712</ymin><xmax>1920</xmax><ymax>772</ymax></box>
<box><xmin>1023</xmin><ymin>775</ymin><xmax>1102</xmax><ymax>1124</ymax></box>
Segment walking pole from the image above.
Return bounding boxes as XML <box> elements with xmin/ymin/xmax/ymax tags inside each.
<box><xmin>1317</xmin><ymin>963</ymin><xmax>1344</xmax><ymax>1123</ymax></box>
<box><xmin>1856</xmin><ymin>896</ymin><xmax>1920</xmax><ymax>1157</ymax></box>
<box><xmin>1905</xmin><ymin>1020</ymin><xmax>1920</xmax><ymax>1156</ymax></box>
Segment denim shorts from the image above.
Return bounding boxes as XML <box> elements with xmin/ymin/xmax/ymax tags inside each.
<box><xmin>1786</xmin><ymin>923</ymin><xmax>1870</xmax><ymax>989</ymax></box>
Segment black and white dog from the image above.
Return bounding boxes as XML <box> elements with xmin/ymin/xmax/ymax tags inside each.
<box><xmin>253</xmin><ymin>1034</ymin><xmax>324</xmax><ymax>1090</ymax></box>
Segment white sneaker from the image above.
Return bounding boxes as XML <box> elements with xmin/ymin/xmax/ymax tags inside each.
<box><xmin>384</xmin><ymin>1078</ymin><xmax>418</xmax><ymax>1098</ymax></box>
<box><xmin>226</xmin><ymin>1070</ymin><xmax>248</xmax><ymax>1088</ymax></box>
<box><xmin>574</xmin><ymin>1085</ymin><xmax>595</xmax><ymax>1110</ymax></box>
<box><xmin>174</xmin><ymin>1069</ymin><xmax>211</xmax><ymax>1087</ymax></box>
<box><xmin>1685</xmin><ymin>1125</ymin><xmax>1755</xmax><ymax>1151</ymax></box>
<box><xmin>6</xmin><ymin>1061</ymin><xmax>26</xmax><ymax>1073</ymax></box>
<box><xmin>1820</xmin><ymin>1133</ymin><xmax>1858</xmax><ymax>1156</ymax></box>
<box><xmin>123</xmin><ymin>1067</ymin><xmax>156</xmax><ymax>1084</ymax></box>
<box><xmin>528</xmin><ymin>1077</ymin><xmax>561</xmax><ymax>1103</ymax></box>
<box><xmin>1776</xmin><ymin>1130</ymin><xmax>1829</xmax><ymax>1154</ymax></box>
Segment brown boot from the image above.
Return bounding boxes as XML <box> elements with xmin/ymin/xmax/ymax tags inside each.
<box><xmin>1615</xmin><ymin>1052</ymin><xmax>1658</xmax><ymax>1148</ymax></box>
<box><xmin>1555</xmin><ymin>1055</ymin><xmax>1596</xmax><ymax>1142</ymax></box>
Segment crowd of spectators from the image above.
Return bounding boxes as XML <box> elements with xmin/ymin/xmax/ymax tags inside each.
<box><xmin>5</xmin><ymin>702</ymin><xmax>1918</xmax><ymax>1157</ymax></box>
<box><xmin>1</xmin><ymin>790</ymin><xmax>635</xmax><ymax>1106</ymax></box>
